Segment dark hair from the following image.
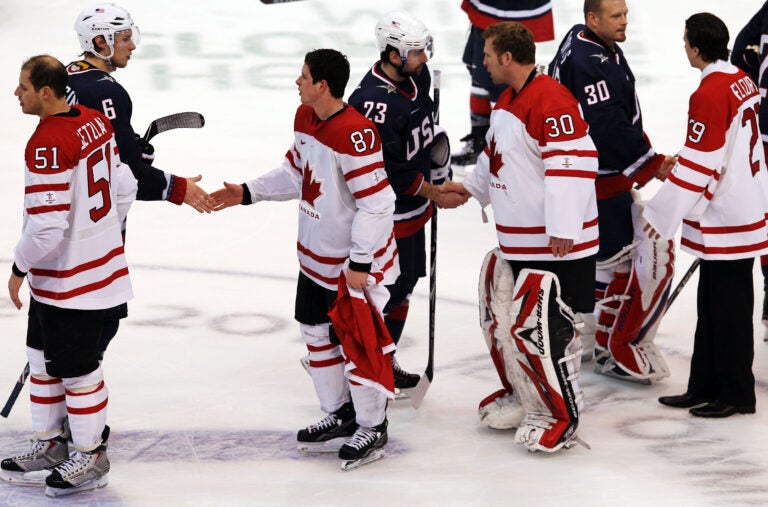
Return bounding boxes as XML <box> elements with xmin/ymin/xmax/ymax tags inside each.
<box><xmin>583</xmin><ymin>0</ymin><xmax>604</xmax><ymax>20</ymax></box>
<box><xmin>304</xmin><ymin>48</ymin><xmax>350</xmax><ymax>99</ymax></box>
<box><xmin>685</xmin><ymin>13</ymin><xmax>729</xmax><ymax>63</ymax></box>
<box><xmin>482</xmin><ymin>22</ymin><xmax>535</xmax><ymax>65</ymax></box>
<box><xmin>21</xmin><ymin>55</ymin><xmax>67</xmax><ymax>98</ymax></box>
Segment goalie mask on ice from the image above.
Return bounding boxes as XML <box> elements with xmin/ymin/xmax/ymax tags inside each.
<box><xmin>595</xmin><ymin>202</ymin><xmax>674</xmax><ymax>382</ymax></box>
<box><xmin>477</xmin><ymin>249</ymin><xmax>583</xmax><ymax>452</ymax></box>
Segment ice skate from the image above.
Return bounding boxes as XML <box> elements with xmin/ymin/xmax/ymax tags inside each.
<box><xmin>450</xmin><ymin>133</ymin><xmax>486</xmax><ymax>166</ymax></box>
<box><xmin>392</xmin><ymin>356</ymin><xmax>420</xmax><ymax>395</ymax></box>
<box><xmin>478</xmin><ymin>389</ymin><xmax>525</xmax><ymax>430</ymax></box>
<box><xmin>44</xmin><ymin>443</ymin><xmax>110</xmax><ymax>497</ymax></box>
<box><xmin>297</xmin><ymin>401</ymin><xmax>356</xmax><ymax>453</ymax></box>
<box><xmin>339</xmin><ymin>420</ymin><xmax>388</xmax><ymax>471</ymax></box>
<box><xmin>0</xmin><ymin>428</ymin><xmax>69</xmax><ymax>486</ymax></box>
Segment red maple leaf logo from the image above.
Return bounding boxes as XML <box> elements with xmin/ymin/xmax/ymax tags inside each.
<box><xmin>301</xmin><ymin>161</ymin><xmax>323</xmax><ymax>207</ymax></box>
<box><xmin>489</xmin><ymin>135</ymin><xmax>504</xmax><ymax>178</ymax></box>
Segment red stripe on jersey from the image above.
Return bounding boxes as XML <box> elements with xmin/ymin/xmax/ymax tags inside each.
<box><xmin>500</xmin><ymin>238</ymin><xmax>599</xmax><ymax>255</ymax></box>
<box><xmin>26</xmin><ymin>183</ymin><xmax>69</xmax><ymax>194</ymax></box>
<box><xmin>681</xmin><ymin>237</ymin><xmax>768</xmax><ymax>255</ymax></box>
<box><xmin>299</xmin><ymin>263</ymin><xmax>339</xmax><ymax>286</ymax></box>
<box><xmin>544</xmin><ymin>169</ymin><xmax>597</xmax><ymax>179</ymax></box>
<box><xmin>307</xmin><ymin>343</ymin><xmax>337</xmax><ymax>352</ymax></box>
<box><xmin>353</xmin><ymin>179</ymin><xmax>390</xmax><ymax>199</ymax></box>
<box><xmin>683</xmin><ymin>219</ymin><xmax>766</xmax><ymax>234</ymax></box>
<box><xmin>30</xmin><ymin>377</ymin><xmax>62</xmax><ymax>386</ymax></box>
<box><xmin>380</xmin><ymin>246</ymin><xmax>399</xmax><ymax>274</ymax></box>
<box><xmin>668</xmin><ymin>172</ymin><xmax>706</xmax><ymax>193</ymax></box>
<box><xmin>404</xmin><ymin>173</ymin><xmax>424</xmax><ymax>196</ymax></box>
<box><xmin>30</xmin><ymin>246</ymin><xmax>125</xmax><ymax>278</ymax></box>
<box><xmin>67</xmin><ymin>398</ymin><xmax>108</xmax><ymax>415</ymax></box>
<box><xmin>374</xmin><ymin>232</ymin><xmax>396</xmax><ymax>258</ymax></box>
<box><xmin>30</xmin><ymin>394</ymin><xmax>66</xmax><ymax>404</ymax></box>
<box><xmin>470</xmin><ymin>94</ymin><xmax>493</xmax><ymax>114</ymax></box>
<box><xmin>394</xmin><ymin>207</ymin><xmax>431</xmax><ymax>238</ymax></box>
<box><xmin>297</xmin><ymin>242</ymin><xmax>347</xmax><ymax>265</ymax></box>
<box><xmin>30</xmin><ymin>267</ymin><xmax>129</xmax><ymax>301</ymax></box>
<box><xmin>542</xmin><ymin>150</ymin><xmax>598</xmax><ymax>159</ymax></box>
<box><xmin>496</xmin><ymin>218</ymin><xmax>597</xmax><ymax>234</ymax></box>
<box><xmin>310</xmin><ymin>356</ymin><xmax>345</xmax><ymax>368</ymax></box>
<box><xmin>27</xmin><ymin>204</ymin><xmax>70</xmax><ymax>215</ymax></box>
<box><xmin>678</xmin><ymin>156</ymin><xmax>715</xmax><ymax>176</ymax></box>
<box><xmin>344</xmin><ymin>161</ymin><xmax>385</xmax><ymax>181</ymax></box>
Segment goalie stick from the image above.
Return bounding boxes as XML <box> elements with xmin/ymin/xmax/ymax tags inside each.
<box><xmin>1</xmin><ymin>362</ymin><xmax>30</xmax><ymax>418</ymax></box>
<box><xmin>143</xmin><ymin>112</ymin><xmax>205</xmax><ymax>143</ymax></box>
<box><xmin>410</xmin><ymin>69</ymin><xmax>441</xmax><ymax>409</ymax></box>
<box><xmin>664</xmin><ymin>258</ymin><xmax>700</xmax><ymax>313</ymax></box>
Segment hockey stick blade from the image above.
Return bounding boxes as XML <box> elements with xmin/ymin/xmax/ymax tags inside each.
<box><xmin>1</xmin><ymin>362</ymin><xmax>30</xmax><ymax>418</ymax></box>
<box><xmin>142</xmin><ymin>112</ymin><xmax>205</xmax><ymax>143</ymax></box>
<box><xmin>408</xmin><ymin>373</ymin><xmax>432</xmax><ymax>409</ymax></box>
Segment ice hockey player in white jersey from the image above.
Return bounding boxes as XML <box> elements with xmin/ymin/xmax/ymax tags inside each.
<box><xmin>440</xmin><ymin>22</ymin><xmax>598</xmax><ymax>452</ymax></box>
<box><xmin>1</xmin><ymin>55</ymin><xmax>136</xmax><ymax>497</ymax></box>
<box><xmin>646</xmin><ymin>13</ymin><xmax>768</xmax><ymax>419</ymax></box>
<box><xmin>211</xmin><ymin>49</ymin><xmax>399</xmax><ymax>469</ymax></box>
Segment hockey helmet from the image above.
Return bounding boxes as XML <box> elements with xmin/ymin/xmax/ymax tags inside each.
<box><xmin>74</xmin><ymin>3</ymin><xmax>141</xmax><ymax>59</ymax></box>
<box><xmin>375</xmin><ymin>11</ymin><xmax>433</xmax><ymax>60</ymax></box>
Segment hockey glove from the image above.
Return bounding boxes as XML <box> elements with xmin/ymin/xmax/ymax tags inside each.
<box><xmin>135</xmin><ymin>134</ymin><xmax>156</xmax><ymax>163</ymax></box>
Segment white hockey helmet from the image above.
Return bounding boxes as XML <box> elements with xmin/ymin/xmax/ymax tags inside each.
<box><xmin>375</xmin><ymin>11</ymin><xmax>433</xmax><ymax>61</ymax></box>
<box><xmin>74</xmin><ymin>3</ymin><xmax>140</xmax><ymax>59</ymax></box>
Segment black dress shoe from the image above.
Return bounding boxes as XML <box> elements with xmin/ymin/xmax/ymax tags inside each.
<box><xmin>658</xmin><ymin>392</ymin><xmax>712</xmax><ymax>409</ymax></box>
<box><xmin>689</xmin><ymin>400</ymin><xmax>756</xmax><ymax>418</ymax></box>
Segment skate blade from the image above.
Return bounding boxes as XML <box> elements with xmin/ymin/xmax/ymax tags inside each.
<box><xmin>297</xmin><ymin>437</ymin><xmax>347</xmax><ymax>454</ymax></box>
<box><xmin>340</xmin><ymin>449</ymin><xmax>385</xmax><ymax>471</ymax></box>
<box><xmin>0</xmin><ymin>469</ymin><xmax>48</xmax><ymax>487</ymax></box>
<box><xmin>44</xmin><ymin>475</ymin><xmax>109</xmax><ymax>497</ymax></box>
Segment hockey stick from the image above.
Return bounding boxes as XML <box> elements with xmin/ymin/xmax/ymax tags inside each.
<box><xmin>664</xmin><ymin>258</ymin><xmax>700</xmax><ymax>313</ymax></box>
<box><xmin>259</xmin><ymin>0</ymin><xmax>307</xmax><ymax>3</ymax></box>
<box><xmin>1</xmin><ymin>362</ymin><xmax>30</xmax><ymax>418</ymax></box>
<box><xmin>410</xmin><ymin>69</ymin><xmax>441</xmax><ymax>409</ymax></box>
<box><xmin>142</xmin><ymin>112</ymin><xmax>205</xmax><ymax>143</ymax></box>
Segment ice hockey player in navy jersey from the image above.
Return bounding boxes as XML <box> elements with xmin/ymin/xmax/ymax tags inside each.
<box><xmin>349</xmin><ymin>11</ymin><xmax>468</xmax><ymax>392</ymax></box>
<box><xmin>549</xmin><ymin>0</ymin><xmax>676</xmax><ymax>384</ymax></box>
<box><xmin>452</xmin><ymin>0</ymin><xmax>555</xmax><ymax>166</ymax></box>
<box><xmin>731</xmin><ymin>1</ymin><xmax>768</xmax><ymax>332</ymax></box>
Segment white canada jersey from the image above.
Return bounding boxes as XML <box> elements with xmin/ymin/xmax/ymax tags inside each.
<box><xmin>245</xmin><ymin>104</ymin><xmax>399</xmax><ymax>290</ymax></box>
<box><xmin>14</xmin><ymin>105</ymin><xmax>137</xmax><ymax>309</ymax></box>
<box><xmin>463</xmin><ymin>74</ymin><xmax>599</xmax><ymax>261</ymax></box>
<box><xmin>643</xmin><ymin>61</ymin><xmax>768</xmax><ymax>260</ymax></box>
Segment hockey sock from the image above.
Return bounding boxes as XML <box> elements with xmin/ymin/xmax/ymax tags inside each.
<box><xmin>300</xmin><ymin>323</ymin><xmax>350</xmax><ymax>413</ymax></box>
<box><xmin>349</xmin><ymin>383</ymin><xmax>387</xmax><ymax>428</ymax></box>
<box><xmin>63</xmin><ymin>372</ymin><xmax>108</xmax><ymax>451</ymax></box>
<box><xmin>27</xmin><ymin>347</ymin><xmax>66</xmax><ymax>437</ymax></box>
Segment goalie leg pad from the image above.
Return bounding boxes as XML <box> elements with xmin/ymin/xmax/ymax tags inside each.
<box><xmin>500</xmin><ymin>269</ymin><xmax>582</xmax><ymax>452</ymax></box>
<box><xmin>478</xmin><ymin>248</ymin><xmax>515</xmax><ymax>393</ymax></box>
<box><xmin>478</xmin><ymin>389</ymin><xmax>524</xmax><ymax>430</ymax></box>
<box><xmin>596</xmin><ymin>203</ymin><xmax>674</xmax><ymax>381</ymax></box>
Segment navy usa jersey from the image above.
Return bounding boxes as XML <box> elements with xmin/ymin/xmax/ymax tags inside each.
<box><xmin>349</xmin><ymin>62</ymin><xmax>436</xmax><ymax>238</ymax></box>
<box><xmin>731</xmin><ymin>1</ymin><xmax>768</xmax><ymax>150</ymax></box>
<box><xmin>66</xmin><ymin>60</ymin><xmax>186</xmax><ymax>204</ymax></box>
<box><xmin>549</xmin><ymin>25</ymin><xmax>659</xmax><ymax>196</ymax></box>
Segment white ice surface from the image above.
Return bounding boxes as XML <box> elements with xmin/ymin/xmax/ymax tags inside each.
<box><xmin>1</xmin><ymin>1</ymin><xmax>768</xmax><ymax>505</ymax></box>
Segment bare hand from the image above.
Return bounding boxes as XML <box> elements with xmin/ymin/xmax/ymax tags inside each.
<box><xmin>345</xmin><ymin>268</ymin><xmax>368</xmax><ymax>289</ymax></box>
<box><xmin>433</xmin><ymin>182</ymin><xmax>471</xmax><ymax>208</ymax></box>
<box><xmin>549</xmin><ymin>237</ymin><xmax>574</xmax><ymax>258</ymax></box>
<box><xmin>8</xmin><ymin>273</ymin><xmax>24</xmax><ymax>310</ymax></box>
<box><xmin>211</xmin><ymin>182</ymin><xmax>245</xmax><ymax>211</ymax></box>
<box><xmin>183</xmin><ymin>175</ymin><xmax>215</xmax><ymax>213</ymax></box>
<box><xmin>655</xmin><ymin>154</ymin><xmax>677</xmax><ymax>181</ymax></box>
